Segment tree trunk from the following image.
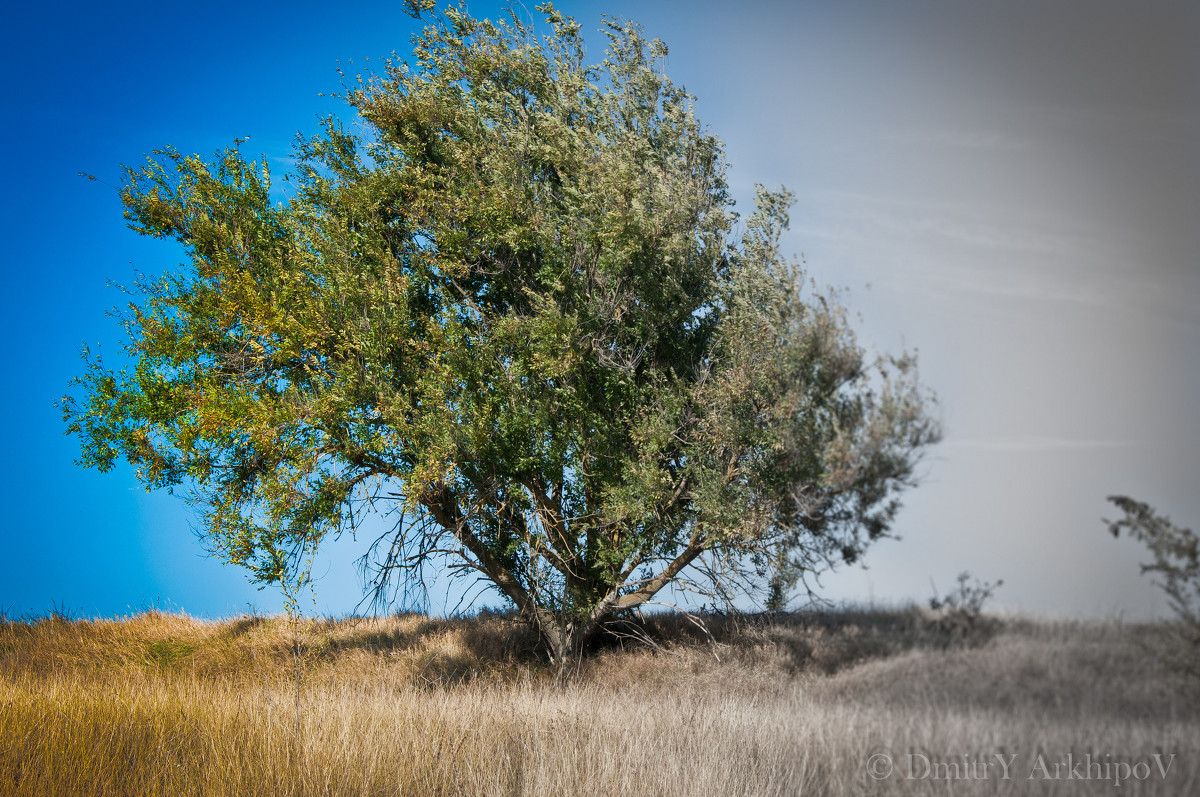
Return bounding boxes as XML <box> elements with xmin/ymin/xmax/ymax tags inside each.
<box><xmin>530</xmin><ymin>612</ymin><xmax>606</xmax><ymax>680</ymax></box>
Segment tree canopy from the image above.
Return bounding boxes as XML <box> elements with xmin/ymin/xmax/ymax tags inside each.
<box><xmin>65</xmin><ymin>3</ymin><xmax>940</xmax><ymax>666</ymax></box>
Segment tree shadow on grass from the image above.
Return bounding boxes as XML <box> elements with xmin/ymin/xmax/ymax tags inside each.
<box><xmin>220</xmin><ymin>615</ymin><xmax>269</xmax><ymax>639</ymax></box>
<box><xmin>278</xmin><ymin>605</ymin><xmax>1004</xmax><ymax>686</ymax></box>
<box><xmin>297</xmin><ymin>612</ymin><xmax>546</xmax><ymax>685</ymax></box>
<box><xmin>627</xmin><ymin>605</ymin><xmax>1004</xmax><ymax>675</ymax></box>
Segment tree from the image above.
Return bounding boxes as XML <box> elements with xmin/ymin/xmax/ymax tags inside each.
<box><xmin>64</xmin><ymin>3</ymin><xmax>940</xmax><ymax>668</ymax></box>
<box><xmin>1105</xmin><ymin>496</ymin><xmax>1200</xmax><ymax>679</ymax></box>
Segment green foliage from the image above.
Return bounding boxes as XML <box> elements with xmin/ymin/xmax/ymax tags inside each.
<box><xmin>1106</xmin><ymin>495</ymin><xmax>1200</xmax><ymax>679</ymax></box>
<box><xmin>64</xmin><ymin>3</ymin><xmax>939</xmax><ymax>664</ymax></box>
<box><xmin>144</xmin><ymin>640</ymin><xmax>198</xmax><ymax>670</ymax></box>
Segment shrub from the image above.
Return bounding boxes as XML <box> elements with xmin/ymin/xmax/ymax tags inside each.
<box><xmin>1105</xmin><ymin>495</ymin><xmax>1200</xmax><ymax>680</ymax></box>
<box><xmin>928</xmin><ymin>571</ymin><xmax>1003</xmax><ymax>641</ymax></box>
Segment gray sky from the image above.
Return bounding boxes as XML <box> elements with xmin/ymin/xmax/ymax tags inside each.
<box><xmin>599</xmin><ymin>0</ymin><xmax>1199</xmax><ymax>616</ymax></box>
<box><xmin>4</xmin><ymin>0</ymin><xmax>1194</xmax><ymax>619</ymax></box>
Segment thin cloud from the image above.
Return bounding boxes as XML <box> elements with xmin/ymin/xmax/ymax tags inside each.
<box><xmin>944</xmin><ymin>436</ymin><xmax>1135</xmax><ymax>453</ymax></box>
<box><xmin>884</xmin><ymin>126</ymin><xmax>1032</xmax><ymax>152</ymax></box>
<box><xmin>784</xmin><ymin>190</ymin><xmax>1191</xmax><ymax>318</ymax></box>
<box><xmin>792</xmin><ymin>190</ymin><xmax>1104</xmax><ymax>260</ymax></box>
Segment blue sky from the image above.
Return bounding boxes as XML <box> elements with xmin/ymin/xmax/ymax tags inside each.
<box><xmin>2</xmin><ymin>0</ymin><xmax>1196</xmax><ymax>619</ymax></box>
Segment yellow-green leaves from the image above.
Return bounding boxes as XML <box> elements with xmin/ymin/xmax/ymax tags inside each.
<box><xmin>67</xmin><ymin>3</ymin><xmax>938</xmax><ymax>662</ymax></box>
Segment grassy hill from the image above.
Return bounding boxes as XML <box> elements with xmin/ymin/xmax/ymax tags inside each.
<box><xmin>2</xmin><ymin>607</ymin><xmax>1196</xmax><ymax>795</ymax></box>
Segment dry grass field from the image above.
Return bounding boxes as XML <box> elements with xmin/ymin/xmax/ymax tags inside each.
<box><xmin>1</xmin><ymin>606</ymin><xmax>1196</xmax><ymax>796</ymax></box>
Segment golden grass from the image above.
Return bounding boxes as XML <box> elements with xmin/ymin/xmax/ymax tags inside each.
<box><xmin>2</xmin><ymin>608</ymin><xmax>1197</xmax><ymax>795</ymax></box>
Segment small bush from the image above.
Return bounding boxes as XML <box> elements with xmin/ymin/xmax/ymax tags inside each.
<box><xmin>928</xmin><ymin>571</ymin><xmax>1003</xmax><ymax>641</ymax></box>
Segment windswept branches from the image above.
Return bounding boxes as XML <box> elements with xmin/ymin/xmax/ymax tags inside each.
<box><xmin>1106</xmin><ymin>496</ymin><xmax>1200</xmax><ymax>679</ymax></box>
